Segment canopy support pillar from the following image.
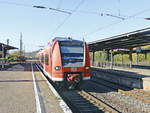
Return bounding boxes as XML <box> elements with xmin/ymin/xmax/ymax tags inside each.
<box><xmin>110</xmin><ymin>49</ymin><xmax>114</xmax><ymax>69</ymax></box>
<box><xmin>92</xmin><ymin>51</ymin><xmax>95</xmax><ymax>66</ymax></box>
<box><xmin>136</xmin><ymin>53</ymin><xmax>139</xmax><ymax>65</ymax></box>
<box><xmin>129</xmin><ymin>48</ymin><xmax>133</xmax><ymax>68</ymax></box>
<box><xmin>121</xmin><ymin>54</ymin><xmax>124</xmax><ymax>65</ymax></box>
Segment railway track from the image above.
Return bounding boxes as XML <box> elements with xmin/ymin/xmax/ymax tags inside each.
<box><xmin>61</xmin><ymin>90</ymin><xmax>119</xmax><ymax>113</ymax></box>
<box><xmin>36</xmin><ymin>63</ymin><xmax>150</xmax><ymax>112</ymax></box>
<box><xmin>92</xmin><ymin>76</ymin><xmax>150</xmax><ymax>104</ymax></box>
<box><xmin>36</xmin><ymin>64</ymin><xmax>119</xmax><ymax>113</ymax></box>
<box><xmin>81</xmin><ymin>79</ymin><xmax>150</xmax><ymax>113</ymax></box>
<box><xmin>118</xmin><ymin>89</ymin><xmax>150</xmax><ymax>103</ymax></box>
<box><xmin>78</xmin><ymin>90</ymin><xmax>119</xmax><ymax>113</ymax></box>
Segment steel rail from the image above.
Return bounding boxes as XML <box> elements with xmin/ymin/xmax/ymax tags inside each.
<box><xmin>134</xmin><ymin>88</ymin><xmax>150</xmax><ymax>95</ymax></box>
<box><xmin>118</xmin><ymin>89</ymin><xmax>150</xmax><ymax>103</ymax></box>
<box><xmin>78</xmin><ymin>90</ymin><xmax>119</xmax><ymax>113</ymax></box>
<box><xmin>91</xmin><ymin>78</ymin><xmax>150</xmax><ymax>103</ymax></box>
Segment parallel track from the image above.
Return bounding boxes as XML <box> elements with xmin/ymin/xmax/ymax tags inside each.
<box><xmin>92</xmin><ymin>76</ymin><xmax>150</xmax><ymax>104</ymax></box>
<box><xmin>78</xmin><ymin>90</ymin><xmax>119</xmax><ymax>113</ymax></box>
<box><xmin>118</xmin><ymin>88</ymin><xmax>150</xmax><ymax>103</ymax></box>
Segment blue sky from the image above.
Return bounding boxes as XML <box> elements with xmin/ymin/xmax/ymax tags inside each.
<box><xmin>0</xmin><ymin>0</ymin><xmax>150</xmax><ymax>52</ymax></box>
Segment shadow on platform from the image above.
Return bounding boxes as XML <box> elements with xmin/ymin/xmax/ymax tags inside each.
<box><xmin>0</xmin><ymin>79</ymin><xmax>46</xmax><ymax>83</ymax></box>
<box><xmin>0</xmin><ymin>63</ymin><xmax>38</xmax><ymax>72</ymax></box>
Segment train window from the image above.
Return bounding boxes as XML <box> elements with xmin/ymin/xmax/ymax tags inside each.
<box><xmin>61</xmin><ymin>46</ymin><xmax>83</xmax><ymax>54</ymax></box>
<box><xmin>41</xmin><ymin>56</ymin><xmax>44</xmax><ymax>63</ymax></box>
<box><xmin>59</xmin><ymin>41</ymin><xmax>84</xmax><ymax>67</ymax></box>
<box><xmin>60</xmin><ymin>41</ymin><xmax>83</xmax><ymax>47</ymax></box>
<box><xmin>45</xmin><ymin>54</ymin><xmax>49</xmax><ymax>65</ymax></box>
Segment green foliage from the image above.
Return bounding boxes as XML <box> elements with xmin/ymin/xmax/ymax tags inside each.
<box><xmin>90</xmin><ymin>51</ymin><xmax>107</xmax><ymax>62</ymax></box>
<box><xmin>5</xmin><ymin>54</ymin><xmax>17</xmax><ymax>62</ymax></box>
<box><xmin>147</xmin><ymin>53</ymin><xmax>150</xmax><ymax>62</ymax></box>
<box><xmin>7</xmin><ymin>50</ymin><xmax>26</xmax><ymax>62</ymax></box>
<box><xmin>91</xmin><ymin>45</ymin><xmax>150</xmax><ymax>65</ymax></box>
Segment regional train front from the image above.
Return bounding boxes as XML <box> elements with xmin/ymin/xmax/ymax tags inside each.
<box><xmin>53</xmin><ymin>38</ymin><xmax>91</xmax><ymax>89</ymax></box>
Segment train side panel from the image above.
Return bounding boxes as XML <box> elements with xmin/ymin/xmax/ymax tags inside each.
<box><xmin>84</xmin><ymin>43</ymin><xmax>91</xmax><ymax>80</ymax></box>
<box><xmin>44</xmin><ymin>47</ymin><xmax>52</xmax><ymax>77</ymax></box>
<box><xmin>51</xmin><ymin>41</ymin><xmax>63</xmax><ymax>81</ymax></box>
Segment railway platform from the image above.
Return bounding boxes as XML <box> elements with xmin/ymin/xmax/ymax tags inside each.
<box><xmin>91</xmin><ymin>66</ymin><xmax>150</xmax><ymax>91</ymax></box>
<box><xmin>0</xmin><ymin>63</ymin><xmax>71</xmax><ymax>113</ymax></box>
<box><xmin>108</xmin><ymin>66</ymin><xmax>150</xmax><ymax>90</ymax></box>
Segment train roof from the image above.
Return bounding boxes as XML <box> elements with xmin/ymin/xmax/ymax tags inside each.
<box><xmin>52</xmin><ymin>37</ymin><xmax>71</xmax><ymax>41</ymax></box>
<box><xmin>52</xmin><ymin>37</ymin><xmax>83</xmax><ymax>42</ymax></box>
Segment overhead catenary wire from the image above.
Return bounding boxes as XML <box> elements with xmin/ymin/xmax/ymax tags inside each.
<box><xmin>83</xmin><ymin>20</ymin><xmax>123</xmax><ymax>37</ymax></box>
<box><xmin>49</xmin><ymin>7</ymin><xmax>71</xmax><ymax>14</ymax></box>
<box><xmin>0</xmin><ymin>0</ymin><xmax>84</xmax><ymax>39</ymax></box>
<box><xmin>1</xmin><ymin>0</ymin><xmax>150</xmax><ymax>39</ymax></box>
<box><xmin>0</xmin><ymin>1</ymin><xmax>71</xmax><ymax>14</ymax></box>
<box><xmin>57</xmin><ymin>0</ymin><xmax>63</xmax><ymax>9</ymax></box>
<box><xmin>49</xmin><ymin>0</ymin><xmax>85</xmax><ymax>38</ymax></box>
<box><xmin>83</xmin><ymin>7</ymin><xmax>150</xmax><ymax>38</ymax></box>
<box><xmin>101</xmin><ymin>13</ymin><xmax>125</xmax><ymax>20</ymax></box>
<box><xmin>60</xmin><ymin>8</ymin><xmax>126</xmax><ymax>20</ymax></box>
<box><xmin>61</xmin><ymin>8</ymin><xmax>101</xmax><ymax>15</ymax></box>
<box><xmin>0</xmin><ymin>1</ymin><xmax>31</xmax><ymax>7</ymax></box>
<box><xmin>0</xmin><ymin>0</ymin><xmax>125</xmax><ymax>18</ymax></box>
<box><xmin>118</xmin><ymin>0</ymin><xmax>121</xmax><ymax>16</ymax></box>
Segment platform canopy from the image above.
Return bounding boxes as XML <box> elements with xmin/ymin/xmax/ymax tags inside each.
<box><xmin>0</xmin><ymin>43</ymin><xmax>18</xmax><ymax>57</ymax></box>
<box><xmin>0</xmin><ymin>43</ymin><xmax>18</xmax><ymax>50</ymax></box>
<box><xmin>89</xmin><ymin>27</ymin><xmax>150</xmax><ymax>52</ymax></box>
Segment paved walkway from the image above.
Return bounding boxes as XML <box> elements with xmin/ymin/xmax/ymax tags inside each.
<box><xmin>0</xmin><ymin>63</ymin><xmax>68</xmax><ymax>113</ymax></box>
<box><xmin>0</xmin><ymin>71</ymin><xmax>36</xmax><ymax>113</ymax></box>
<box><xmin>34</xmin><ymin>71</ymin><xmax>64</xmax><ymax>113</ymax></box>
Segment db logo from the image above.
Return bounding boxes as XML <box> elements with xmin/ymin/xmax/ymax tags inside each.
<box><xmin>71</xmin><ymin>67</ymin><xmax>77</xmax><ymax>72</ymax></box>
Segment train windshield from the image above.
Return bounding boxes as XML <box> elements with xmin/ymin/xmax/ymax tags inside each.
<box><xmin>60</xmin><ymin>41</ymin><xmax>84</xmax><ymax>67</ymax></box>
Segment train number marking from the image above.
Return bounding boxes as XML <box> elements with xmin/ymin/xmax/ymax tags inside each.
<box><xmin>71</xmin><ymin>67</ymin><xmax>77</xmax><ymax>71</ymax></box>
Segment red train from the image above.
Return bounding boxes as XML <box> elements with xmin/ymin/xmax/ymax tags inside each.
<box><xmin>37</xmin><ymin>37</ymin><xmax>91</xmax><ymax>89</ymax></box>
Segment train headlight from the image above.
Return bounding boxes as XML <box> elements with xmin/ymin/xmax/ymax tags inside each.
<box><xmin>85</xmin><ymin>67</ymin><xmax>90</xmax><ymax>69</ymax></box>
<box><xmin>55</xmin><ymin>66</ymin><xmax>61</xmax><ymax>70</ymax></box>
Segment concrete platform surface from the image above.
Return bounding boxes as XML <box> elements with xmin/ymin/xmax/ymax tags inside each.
<box><xmin>91</xmin><ymin>66</ymin><xmax>150</xmax><ymax>91</ymax></box>
<box><xmin>111</xmin><ymin>66</ymin><xmax>150</xmax><ymax>91</ymax></box>
<box><xmin>0</xmin><ymin>71</ymin><xmax>36</xmax><ymax>113</ymax></box>
<box><xmin>32</xmin><ymin>66</ymin><xmax>65</xmax><ymax>113</ymax></box>
<box><xmin>0</xmin><ymin>63</ymin><xmax>67</xmax><ymax>113</ymax></box>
